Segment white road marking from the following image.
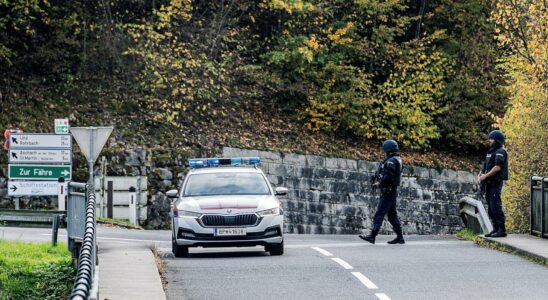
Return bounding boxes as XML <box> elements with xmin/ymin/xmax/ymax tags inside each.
<box><xmin>332</xmin><ymin>257</ymin><xmax>354</xmax><ymax>269</ymax></box>
<box><xmin>286</xmin><ymin>240</ymin><xmax>468</xmax><ymax>249</ymax></box>
<box><xmin>351</xmin><ymin>272</ymin><xmax>378</xmax><ymax>289</ymax></box>
<box><xmin>375</xmin><ymin>293</ymin><xmax>391</xmax><ymax>300</ymax></box>
<box><xmin>312</xmin><ymin>247</ymin><xmax>333</xmax><ymax>256</ymax></box>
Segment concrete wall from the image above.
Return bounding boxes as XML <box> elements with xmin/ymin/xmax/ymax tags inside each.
<box><xmin>223</xmin><ymin>147</ymin><xmax>477</xmax><ymax>234</ymax></box>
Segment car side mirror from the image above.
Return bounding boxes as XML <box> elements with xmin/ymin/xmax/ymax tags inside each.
<box><xmin>275</xmin><ymin>187</ymin><xmax>288</xmax><ymax>196</ymax></box>
<box><xmin>166</xmin><ymin>189</ymin><xmax>179</xmax><ymax>199</ymax></box>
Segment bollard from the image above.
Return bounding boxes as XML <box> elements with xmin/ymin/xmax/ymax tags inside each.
<box><xmin>58</xmin><ymin>177</ymin><xmax>67</xmax><ymax>211</ymax></box>
<box><xmin>52</xmin><ymin>214</ymin><xmax>60</xmax><ymax>246</ymax></box>
<box><xmin>129</xmin><ymin>186</ymin><xmax>137</xmax><ymax>225</ymax></box>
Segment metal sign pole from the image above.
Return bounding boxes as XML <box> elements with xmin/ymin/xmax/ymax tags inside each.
<box><xmin>88</xmin><ymin>128</ymin><xmax>94</xmax><ymax>184</ymax></box>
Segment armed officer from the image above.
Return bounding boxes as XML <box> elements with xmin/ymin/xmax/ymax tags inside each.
<box><xmin>478</xmin><ymin>130</ymin><xmax>509</xmax><ymax>238</ymax></box>
<box><xmin>359</xmin><ymin>140</ymin><xmax>404</xmax><ymax>244</ymax></box>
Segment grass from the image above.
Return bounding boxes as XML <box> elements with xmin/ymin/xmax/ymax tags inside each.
<box><xmin>456</xmin><ymin>229</ymin><xmax>548</xmax><ymax>268</ymax></box>
<box><xmin>97</xmin><ymin>217</ymin><xmax>143</xmax><ymax>229</ymax></box>
<box><xmin>0</xmin><ymin>240</ymin><xmax>75</xmax><ymax>300</ymax></box>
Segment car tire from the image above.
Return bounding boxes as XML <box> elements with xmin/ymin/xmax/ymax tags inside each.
<box><xmin>267</xmin><ymin>241</ymin><xmax>284</xmax><ymax>256</ymax></box>
<box><xmin>172</xmin><ymin>236</ymin><xmax>189</xmax><ymax>258</ymax></box>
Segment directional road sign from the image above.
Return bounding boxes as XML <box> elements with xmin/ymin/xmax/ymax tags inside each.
<box><xmin>8</xmin><ymin>181</ymin><xmax>59</xmax><ymax>196</ymax></box>
<box><xmin>9</xmin><ymin>149</ymin><xmax>71</xmax><ymax>164</ymax></box>
<box><xmin>9</xmin><ymin>164</ymin><xmax>72</xmax><ymax>180</ymax></box>
<box><xmin>9</xmin><ymin>133</ymin><xmax>71</xmax><ymax>149</ymax></box>
<box><xmin>55</xmin><ymin>119</ymin><xmax>70</xmax><ymax>134</ymax></box>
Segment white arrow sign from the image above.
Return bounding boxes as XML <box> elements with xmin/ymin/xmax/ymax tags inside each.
<box><xmin>9</xmin><ymin>134</ymin><xmax>71</xmax><ymax>149</ymax></box>
<box><xmin>9</xmin><ymin>149</ymin><xmax>71</xmax><ymax>164</ymax></box>
<box><xmin>8</xmin><ymin>181</ymin><xmax>59</xmax><ymax>196</ymax></box>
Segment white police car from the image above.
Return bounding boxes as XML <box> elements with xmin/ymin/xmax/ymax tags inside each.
<box><xmin>168</xmin><ymin>157</ymin><xmax>286</xmax><ymax>257</ymax></box>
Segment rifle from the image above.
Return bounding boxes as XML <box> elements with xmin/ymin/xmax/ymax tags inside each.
<box><xmin>370</xmin><ymin>171</ymin><xmax>381</xmax><ymax>191</ymax></box>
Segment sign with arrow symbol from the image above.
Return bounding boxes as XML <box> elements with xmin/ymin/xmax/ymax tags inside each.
<box><xmin>9</xmin><ymin>149</ymin><xmax>71</xmax><ymax>164</ymax></box>
<box><xmin>8</xmin><ymin>133</ymin><xmax>71</xmax><ymax>149</ymax></box>
<box><xmin>8</xmin><ymin>181</ymin><xmax>59</xmax><ymax>196</ymax></box>
<box><xmin>8</xmin><ymin>164</ymin><xmax>72</xmax><ymax>180</ymax></box>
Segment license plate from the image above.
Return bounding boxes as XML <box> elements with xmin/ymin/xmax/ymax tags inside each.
<box><xmin>214</xmin><ymin>228</ymin><xmax>246</xmax><ymax>236</ymax></box>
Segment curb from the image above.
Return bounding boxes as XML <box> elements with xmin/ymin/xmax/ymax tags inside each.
<box><xmin>478</xmin><ymin>236</ymin><xmax>548</xmax><ymax>265</ymax></box>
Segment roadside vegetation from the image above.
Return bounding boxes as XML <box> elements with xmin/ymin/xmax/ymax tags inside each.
<box><xmin>97</xmin><ymin>217</ymin><xmax>143</xmax><ymax>229</ymax></box>
<box><xmin>0</xmin><ymin>240</ymin><xmax>75</xmax><ymax>300</ymax></box>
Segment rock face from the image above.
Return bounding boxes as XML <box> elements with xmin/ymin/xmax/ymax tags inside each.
<box><xmin>0</xmin><ymin>146</ymin><xmax>478</xmax><ymax>233</ymax></box>
<box><xmin>223</xmin><ymin>147</ymin><xmax>478</xmax><ymax>234</ymax></box>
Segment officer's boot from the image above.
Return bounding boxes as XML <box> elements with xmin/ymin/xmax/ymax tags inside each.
<box><xmin>387</xmin><ymin>228</ymin><xmax>405</xmax><ymax>244</ymax></box>
<box><xmin>485</xmin><ymin>224</ymin><xmax>498</xmax><ymax>237</ymax></box>
<box><xmin>490</xmin><ymin>223</ymin><xmax>507</xmax><ymax>238</ymax></box>
<box><xmin>359</xmin><ymin>229</ymin><xmax>379</xmax><ymax>244</ymax></box>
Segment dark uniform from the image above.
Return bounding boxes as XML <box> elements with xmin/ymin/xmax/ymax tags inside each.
<box><xmin>372</xmin><ymin>154</ymin><xmax>403</xmax><ymax>234</ymax></box>
<box><xmin>359</xmin><ymin>140</ymin><xmax>405</xmax><ymax>244</ymax></box>
<box><xmin>482</xmin><ymin>140</ymin><xmax>509</xmax><ymax>237</ymax></box>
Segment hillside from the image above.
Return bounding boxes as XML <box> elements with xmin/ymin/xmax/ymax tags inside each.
<box><xmin>1</xmin><ymin>0</ymin><xmax>546</xmax><ymax>231</ymax></box>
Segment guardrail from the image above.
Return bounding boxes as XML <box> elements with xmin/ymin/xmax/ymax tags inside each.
<box><xmin>531</xmin><ymin>176</ymin><xmax>548</xmax><ymax>239</ymax></box>
<box><xmin>68</xmin><ymin>182</ymin><xmax>99</xmax><ymax>300</ymax></box>
<box><xmin>459</xmin><ymin>197</ymin><xmax>493</xmax><ymax>234</ymax></box>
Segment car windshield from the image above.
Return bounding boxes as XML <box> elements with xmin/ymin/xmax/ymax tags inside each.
<box><xmin>183</xmin><ymin>172</ymin><xmax>271</xmax><ymax>196</ymax></box>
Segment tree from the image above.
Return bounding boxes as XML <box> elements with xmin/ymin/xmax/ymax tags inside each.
<box><xmin>492</xmin><ymin>0</ymin><xmax>548</xmax><ymax>231</ymax></box>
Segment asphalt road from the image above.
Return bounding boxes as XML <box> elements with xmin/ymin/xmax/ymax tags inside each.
<box><xmin>159</xmin><ymin>235</ymin><xmax>548</xmax><ymax>300</ymax></box>
<box><xmin>2</xmin><ymin>226</ymin><xmax>548</xmax><ymax>300</ymax></box>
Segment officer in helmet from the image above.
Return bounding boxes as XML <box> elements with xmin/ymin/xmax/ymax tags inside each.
<box><xmin>359</xmin><ymin>140</ymin><xmax>404</xmax><ymax>244</ymax></box>
<box><xmin>478</xmin><ymin>130</ymin><xmax>509</xmax><ymax>238</ymax></box>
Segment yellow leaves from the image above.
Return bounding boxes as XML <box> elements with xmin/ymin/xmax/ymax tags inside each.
<box><xmin>326</xmin><ymin>22</ymin><xmax>354</xmax><ymax>45</ymax></box>
<box><xmin>306</xmin><ymin>35</ymin><xmax>321</xmax><ymax>50</ymax></box>
<box><xmin>268</xmin><ymin>0</ymin><xmax>312</xmax><ymax>14</ymax></box>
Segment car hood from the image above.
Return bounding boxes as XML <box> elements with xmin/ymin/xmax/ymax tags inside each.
<box><xmin>179</xmin><ymin>195</ymin><xmax>279</xmax><ymax>214</ymax></box>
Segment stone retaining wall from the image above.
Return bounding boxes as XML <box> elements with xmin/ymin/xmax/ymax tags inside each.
<box><xmin>223</xmin><ymin>147</ymin><xmax>477</xmax><ymax>234</ymax></box>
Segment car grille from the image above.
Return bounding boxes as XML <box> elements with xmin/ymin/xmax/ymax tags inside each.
<box><xmin>200</xmin><ymin>214</ymin><xmax>258</xmax><ymax>227</ymax></box>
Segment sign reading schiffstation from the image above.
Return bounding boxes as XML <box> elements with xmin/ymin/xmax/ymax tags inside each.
<box><xmin>7</xmin><ymin>124</ymin><xmax>73</xmax><ymax>196</ymax></box>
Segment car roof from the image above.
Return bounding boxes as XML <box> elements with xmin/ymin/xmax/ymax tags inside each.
<box><xmin>188</xmin><ymin>167</ymin><xmax>264</xmax><ymax>175</ymax></box>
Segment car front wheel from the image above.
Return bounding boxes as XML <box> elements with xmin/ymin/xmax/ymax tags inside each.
<box><xmin>266</xmin><ymin>241</ymin><xmax>284</xmax><ymax>256</ymax></box>
<box><xmin>172</xmin><ymin>236</ymin><xmax>189</xmax><ymax>257</ymax></box>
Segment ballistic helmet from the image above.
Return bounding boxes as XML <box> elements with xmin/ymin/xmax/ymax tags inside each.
<box><xmin>488</xmin><ymin>130</ymin><xmax>505</xmax><ymax>145</ymax></box>
<box><xmin>382</xmin><ymin>139</ymin><xmax>399</xmax><ymax>153</ymax></box>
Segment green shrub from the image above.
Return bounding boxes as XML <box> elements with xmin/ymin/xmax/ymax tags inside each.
<box><xmin>0</xmin><ymin>241</ymin><xmax>75</xmax><ymax>300</ymax></box>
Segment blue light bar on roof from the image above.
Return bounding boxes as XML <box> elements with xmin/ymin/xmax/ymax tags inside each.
<box><xmin>188</xmin><ymin>157</ymin><xmax>261</xmax><ymax>168</ymax></box>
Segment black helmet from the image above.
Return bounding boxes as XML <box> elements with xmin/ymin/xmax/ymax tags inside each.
<box><xmin>488</xmin><ymin>130</ymin><xmax>505</xmax><ymax>145</ymax></box>
<box><xmin>382</xmin><ymin>139</ymin><xmax>399</xmax><ymax>153</ymax></box>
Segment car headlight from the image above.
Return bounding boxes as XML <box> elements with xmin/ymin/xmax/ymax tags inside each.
<box><xmin>180</xmin><ymin>210</ymin><xmax>202</xmax><ymax>217</ymax></box>
<box><xmin>257</xmin><ymin>207</ymin><xmax>282</xmax><ymax>216</ymax></box>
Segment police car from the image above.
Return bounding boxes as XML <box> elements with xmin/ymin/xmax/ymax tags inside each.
<box><xmin>168</xmin><ymin>157</ymin><xmax>286</xmax><ymax>257</ymax></box>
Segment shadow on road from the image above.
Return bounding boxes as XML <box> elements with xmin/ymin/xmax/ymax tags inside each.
<box><xmin>165</xmin><ymin>249</ymin><xmax>271</xmax><ymax>259</ymax></box>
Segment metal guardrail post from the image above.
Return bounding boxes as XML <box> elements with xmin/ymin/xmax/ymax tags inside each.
<box><xmin>51</xmin><ymin>214</ymin><xmax>60</xmax><ymax>247</ymax></box>
<box><xmin>530</xmin><ymin>176</ymin><xmax>534</xmax><ymax>236</ymax></box>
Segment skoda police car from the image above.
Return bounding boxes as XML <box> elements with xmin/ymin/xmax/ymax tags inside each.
<box><xmin>168</xmin><ymin>157</ymin><xmax>286</xmax><ymax>257</ymax></box>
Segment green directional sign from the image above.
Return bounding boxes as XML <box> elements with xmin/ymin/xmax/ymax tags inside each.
<box><xmin>9</xmin><ymin>164</ymin><xmax>72</xmax><ymax>180</ymax></box>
